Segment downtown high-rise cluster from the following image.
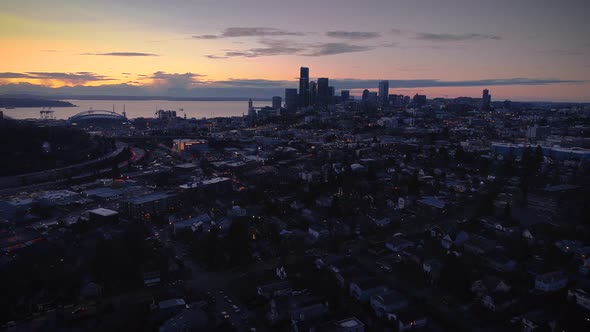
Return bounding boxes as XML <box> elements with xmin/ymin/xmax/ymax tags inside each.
<box><xmin>283</xmin><ymin>66</ymin><xmax>435</xmax><ymax>113</ymax></box>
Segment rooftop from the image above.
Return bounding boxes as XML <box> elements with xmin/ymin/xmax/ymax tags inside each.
<box><xmin>336</xmin><ymin>317</ymin><xmax>364</xmax><ymax>328</ymax></box>
<box><xmin>126</xmin><ymin>192</ymin><xmax>175</xmax><ymax>205</ymax></box>
<box><xmin>88</xmin><ymin>208</ymin><xmax>118</xmax><ymax>217</ymax></box>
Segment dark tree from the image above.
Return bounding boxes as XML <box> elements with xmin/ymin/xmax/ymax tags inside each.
<box><xmin>228</xmin><ymin>217</ymin><xmax>251</xmax><ymax>266</ymax></box>
<box><xmin>455</xmin><ymin>145</ymin><xmax>465</xmax><ymax>162</ymax></box>
<box><xmin>111</xmin><ymin>161</ymin><xmax>120</xmax><ymax>178</ymax></box>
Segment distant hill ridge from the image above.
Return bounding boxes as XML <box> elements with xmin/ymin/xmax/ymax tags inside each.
<box><xmin>0</xmin><ymin>95</ymin><xmax>76</xmax><ymax>108</ymax></box>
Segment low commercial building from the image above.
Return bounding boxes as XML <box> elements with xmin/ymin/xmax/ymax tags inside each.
<box><xmin>172</xmin><ymin>139</ymin><xmax>208</xmax><ymax>154</ymax></box>
<box><xmin>179</xmin><ymin>177</ymin><xmax>232</xmax><ymax>200</ymax></box>
<box><xmin>120</xmin><ymin>192</ymin><xmax>177</xmax><ymax>221</ymax></box>
<box><xmin>37</xmin><ymin>190</ymin><xmax>80</xmax><ymax>206</ymax></box>
<box><xmin>172</xmin><ymin>214</ymin><xmax>212</xmax><ymax>234</ymax></box>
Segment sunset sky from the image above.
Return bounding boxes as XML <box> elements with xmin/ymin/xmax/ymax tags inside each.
<box><xmin>1</xmin><ymin>0</ymin><xmax>589</xmax><ymax>101</ymax></box>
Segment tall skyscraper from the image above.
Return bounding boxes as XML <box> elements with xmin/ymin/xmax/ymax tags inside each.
<box><xmin>412</xmin><ymin>94</ymin><xmax>427</xmax><ymax>107</ymax></box>
<box><xmin>403</xmin><ymin>95</ymin><xmax>411</xmax><ymax>105</ymax></box>
<box><xmin>328</xmin><ymin>86</ymin><xmax>335</xmax><ymax>104</ymax></box>
<box><xmin>317</xmin><ymin>78</ymin><xmax>329</xmax><ymax>105</ymax></box>
<box><xmin>247</xmin><ymin>99</ymin><xmax>256</xmax><ymax>117</ymax></box>
<box><xmin>482</xmin><ymin>89</ymin><xmax>491</xmax><ymax>109</ymax></box>
<box><xmin>299</xmin><ymin>67</ymin><xmax>310</xmax><ymax>108</ymax></box>
<box><xmin>362</xmin><ymin>89</ymin><xmax>370</xmax><ymax>101</ymax></box>
<box><xmin>272</xmin><ymin>96</ymin><xmax>282</xmax><ymax>109</ymax></box>
<box><xmin>285</xmin><ymin>88</ymin><xmax>298</xmax><ymax>113</ymax></box>
<box><xmin>309</xmin><ymin>81</ymin><xmax>317</xmax><ymax>106</ymax></box>
<box><xmin>341</xmin><ymin>90</ymin><xmax>350</xmax><ymax>101</ymax></box>
<box><xmin>378</xmin><ymin>80</ymin><xmax>389</xmax><ymax>105</ymax></box>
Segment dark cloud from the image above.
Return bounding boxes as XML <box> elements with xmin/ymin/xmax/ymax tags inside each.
<box><xmin>205</xmin><ymin>55</ymin><xmax>228</xmax><ymax>59</ymax></box>
<box><xmin>81</xmin><ymin>52</ymin><xmax>159</xmax><ymax>56</ymax></box>
<box><xmin>208</xmin><ymin>40</ymin><xmax>372</xmax><ymax>59</ymax></box>
<box><xmin>150</xmin><ymin>71</ymin><xmax>206</xmax><ymax>79</ymax></box>
<box><xmin>224</xmin><ymin>51</ymin><xmax>255</xmax><ymax>57</ymax></box>
<box><xmin>414</xmin><ymin>32</ymin><xmax>501</xmax><ymax>41</ymax></box>
<box><xmin>0</xmin><ymin>72</ymin><xmax>113</xmax><ymax>85</ymax></box>
<box><xmin>223</xmin><ymin>27</ymin><xmax>303</xmax><ymax>37</ymax></box>
<box><xmin>193</xmin><ymin>27</ymin><xmax>304</xmax><ymax>39</ymax></box>
<box><xmin>304</xmin><ymin>43</ymin><xmax>373</xmax><ymax>56</ymax></box>
<box><xmin>216</xmin><ymin>79</ymin><xmax>291</xmax><ymax>87</ymax></box>
<box><xmin>326</xmin><ymin>31</ymin><xmax>381</xmax><ymax>40</ymax></box>
<box><xmin>192</xmin><ymin>34</ymin><xmax>219</xmax><ymax>40</ymax></box>
<box><xmin>0</xmin><ymin>72</ymin><xmax>34</xmax><ymax>79</ymax></box>
<box><xmin>389</xmin><ymin>28</ymin><xmax>500</xmax><ymax>42</ymax></box>
<box><xmin>25</xmin><ymin>72</ymin><xmax>112</xmax><ymax>82</ymax></box>
<box><xmin>210</xmin><ymin>39</ymin><xmax>302</xmax><ymax>58</ymax></box>
<box><xmin>330</xmin><ymin>78</ymin><xmax>584</xmax><ymax>89</ymax></box>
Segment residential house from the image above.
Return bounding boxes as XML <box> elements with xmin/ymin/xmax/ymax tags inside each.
<box><xmin>333</xmin><ymin>268</ymin><xmax>364</xmax><ymax>289</ymax></box>
<box><xmin>387</xmin><ymin>310</ymin><xmax>428</xmax><ymax>332</ymax></box>
<box><xmin>349</xmin><ymin>277</ymin><xmax>389</xmax><ymax>302</ymax></box>
<box><xmin>269</xmin><ymin>296</ymin><xmax>328</xmax><ymax>324</ymax></box>
<box><xmin>535</xmin><ymin>271</ymin><xmax>568</xmax><ymax>293</ymax></box>
<box><xmin>374</xmin><ymin>217</ymin><xmax>392</xmax><ymax>228</ymax></box>
<box><xmin>334</xmin><ymin>317</ymin><xmax>365</xmax><ymax>332</ymax></box>
<box><xmin>159</xmin><ymin>306</ymin><xmax>208</xmax><ymax>332</ymax></box>
<box><xmin>385</xmin><ymin>237</ymin><xmax>414</xmax><ymax>253</ymax></box>
<box><xmin>568</xmin><ymin>287</ymin><xmax>590</xmax><ymax>311</ymax></box>
<box><xmin>416</xmin><ymin>196</ymin><xmax>447</xmax><ymax>218</ymax></box>
<box><xmin>158</xmin><ymin>298</ymin><xmax>188</xmax><ymax>316</ymax></box>
<box><xmin>440</xmin><ymin>230</ymin><xmax>469</xmax><ymax>250</ymax></box>
<box><xmin>555</xmin><ymin>239</ymin><xmax>582</xmax><ymax>254</ymax></box>
<box><xmin>143</xmin><ymin>270</ymin><xmax>161</xmax><ymax>287</ymax></box>
<box><xmin>257</xmin><ymin>280</ymin><xmax>293</xmax><ymax>299</ymax></box>
<box><xmin>471</xmin><ymin>276</ymin><xmax>511</xmax><ymax>297</ymax></box>
<box><xmin>308</xmin><ymin>224</ymin><xmax>330</xmax><ymax>240</ymax></box>
<box><xmin>480</xmin><ymin>292</ymin><xmax>515</xmax><ymax>312</ymax></box>
<box><xmin>422</xmin><ymin>259</ymin><xmax>443</xmax><ymax>285</ymax></box>
<box><xmin>487</xmin><ymin>250</ymin><xmax>517</xmax><ymax>272</ymax></box>
<box><xmin>520</xmin><ymin>310</ymin><xmax>557</xmax><ymax>332</ymax></box>
<box><xmin>370</xmin><ymin>290</ymin><xmax>408</xmax><ymax>317</ymax></box>
<box><xmin>463</xmin><ymin>234</ymin><xmax>496</xmax><ymax>255</ymax></box>
<box><xmin>367</xmin><ymin>239</ymin><xmax>388</xmax><ymax>256</ymax></box>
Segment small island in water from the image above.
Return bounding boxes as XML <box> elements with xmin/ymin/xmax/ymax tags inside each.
<box><xmin>0</xmin><ymin>95</ymin><xmax>76</xmax><ymax>108</ymax></box>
